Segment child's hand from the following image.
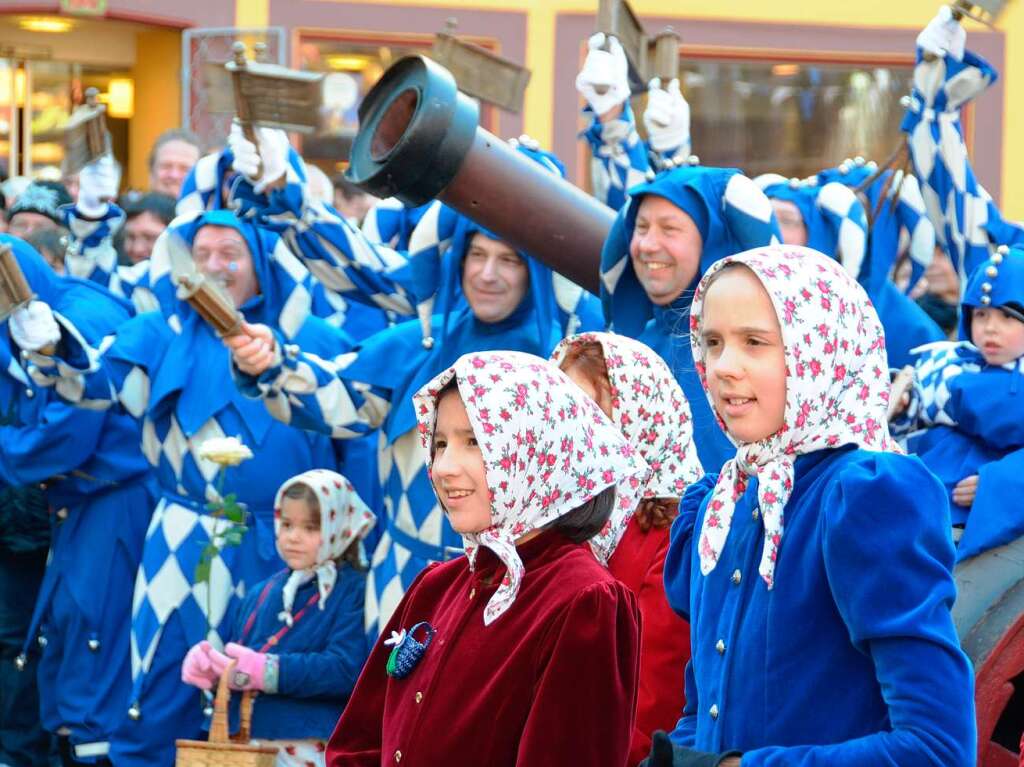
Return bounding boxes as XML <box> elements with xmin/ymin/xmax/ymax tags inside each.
<box><xmin>181</xmin><ymin>640</ymin><xmax>220</xmax><ymax>690</ymax></box>
<box><xmin>887</xmin><ymin>366</ymin><xmax>914</xmax><ymax>421</ymax></box>
<box><xmin>224</xmin><ymin>322</ymin><xmax>279</xmax><ymax>376</ymax></box>
<box><xmin>221</xmin><ymin>642</ymin><xmax>271</xmax><ymax>692</ymax></box>
<box><xmin>953</xmin><ymin>475</ymin><xmax>979</xmax><ymax>508</ymax></box>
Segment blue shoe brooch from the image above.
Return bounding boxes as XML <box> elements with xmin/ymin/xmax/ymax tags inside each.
<box><xmin>384</xmin><ymin>622</ymin><xmax>436</xmax><ymax>679</ymax></box>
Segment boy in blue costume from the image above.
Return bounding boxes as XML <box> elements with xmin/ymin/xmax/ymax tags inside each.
<box><xmin>891</xmin><ymin>245</ymin><xmax>1024</xmax><ymax>561</ymax></box>
<box><xmin>653</xmin><ymin>245</ymin><xmax>973</xmax><ymax>766</ymax></box>
<box><xmin>21</xmin><ymin>211</ymin><xmax>371</xmax><ymax>767</ymax></box>
<box><xmin>2</xmin><ymin>235</ymin><xmax>155</xmax><ymax>765</ymax></box>
<box><xmin>757</xmin><ymin>172</ymin><xmax>944</xmax><ymax>368</ymax></box>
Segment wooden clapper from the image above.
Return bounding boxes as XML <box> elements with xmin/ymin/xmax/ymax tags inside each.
<box><xmin>64</xmin><ymin>87</ymin><xmax>111</xmax><ymax>175</ymax></box>
<box><xmin>430</xmin><ymin>19</ymin><xmax>532</xmax><ymax>113</ymax></box>
<box><xmin>0</xmin><ymin>243</ymin><xmax>34</xmax><ymax>323</ymax></box>
<box><xmin>166</xmin><ymin>230</ymin><xmax>243</xmax><ymax>338</ymax></box>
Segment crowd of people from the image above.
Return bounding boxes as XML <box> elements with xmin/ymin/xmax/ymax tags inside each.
<box><xmin>0</xmin><ymin>6</ymin><xmax>1020</xmax><ymax>767</ymax></box>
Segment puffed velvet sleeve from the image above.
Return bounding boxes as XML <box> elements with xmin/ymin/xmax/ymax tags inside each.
<box><xmin>742</xmin><ymin>453</ymin><xmax>976</xmax><ymax>767</ymax></box>
<box><xmin>326</xmin><ymin>564</ymin><xmax>438</xmax><ymax>767</ymax></box>
<box><xmin>516</xmin><ymin>580</ymin><xmax>640</xmax><ymax>767</ymax></box>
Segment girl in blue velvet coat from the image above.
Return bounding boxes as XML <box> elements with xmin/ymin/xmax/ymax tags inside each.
<box><xmin>891</xmin><ymin>244</ymin><xmax>1024</xmax><ymax>561</ymax></box>
<box><xmin>182</xmin><ymin>469</ymin><xmax>374</xmax><ymax>767</ymax></box>
<box><xmin>652</xmin><ymin>245</ymin><xmax>974</xmax><ymax>766</ymax></box>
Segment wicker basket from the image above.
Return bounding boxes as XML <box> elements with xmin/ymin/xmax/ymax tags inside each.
<box><xmin>175</xmin><ymin>659</ymin><xmax>278</xmax><ymax>767</ymax></box>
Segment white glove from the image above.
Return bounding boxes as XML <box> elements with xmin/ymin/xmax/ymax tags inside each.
<box><xmin>643</xmin><ymin>78</ymin><xmax>691</xmax><ymax>153</ymax></box>
<box><xmin>228</xmin><ymin>122</ymin><xmax>290</xmax><ymax>193</ymax></box>
<box><xmin>77</xmin><ymin>155</ymin><xmax>120</xmax><ymax>218</ymax></box>
<box><xmin>917</xmin><ymin>6</ymin><xmax>966</xmax><ymax>61</ymax></box>
<box><xmin>575</xmin><ymin>33</ymin><xmax>631</xmax><ymax>117</ymax></box>
<box><xmin>9</xmin><ymin>300</ymin><xmax>61</xmax><ymax>353</ymax></box>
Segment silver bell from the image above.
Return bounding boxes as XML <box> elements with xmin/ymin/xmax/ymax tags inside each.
<box><xmin>986</xmin><ymin>266</ymin><xmax>999</xmax><ymax>278</ymax></box>
<box><xmin>88</xmin><ymin>638</ymin><xmax>100</xmax><ymax>652</ymax></box>
<box><xmin>997</xmin><ymin>244</ymin><xmax>1010</xmax><ymax>255</ymax></box>
<box><xmin>645</xmin><ymin>169</ymin><xmax>657</xmax><ymax>182</ymax></box>
<box><xmin>421</xmin><ymin>336</ymin><xmax>435</xmax><ymax>350</ymax></box>
<box><xmin>14</xmin><ymin>654</ymin><xmax>26</xmax><ymax>671</ymax></box>
<box><xmin>687</xmin><ymin>154</ymin><xmax>700</xmax><ymax>166</ymax></box>
<box><xmin>128</xmin><ymin>703</ymin><xmax>141</xmax><ymax>721</ymax></box>
<box><xmin>37</xmin><ymin>635</ymin><xmax>47</xmax><ymax>648</ymax></box>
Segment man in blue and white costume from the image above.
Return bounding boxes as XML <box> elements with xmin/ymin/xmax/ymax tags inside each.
<box><xmin>223</xmin><ymin>136</ymin><xmax>601</xmax><ymax>638</ymax></box>
<box><xmin>892</xmin><ymin>245</ymin><xmax>1024</xmax><ymax>562</ymax></box>
<box><xmin>575</xmin><ymin>35</ymin><xmax>778</xmax><ymax>471</ymax></box>
<box><xmin>1</xmin><ymin>235</ymin><xmax>155</xmax><ymax>766</ymax></box>
<box><xmin>902</xmin><ymin>6</ymin><xmax>1024</xmax><ymax>284</ymax></box>
<box><xmin>757</xmin><ymin>172</ymin><xmax>944</xmax><ymax>368</ymax></box>
<box><xmin>599</xmin><ymin>166</ymin><xmax>779</xmax><ymax>472</ymax></box>
<box><xmin>23</xmin><ymin>210</ymin><xmax>374</xmax><ymax>767</ymax></box>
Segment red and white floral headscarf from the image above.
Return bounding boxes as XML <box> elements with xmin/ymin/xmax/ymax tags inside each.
<box><xmin>414</xmin><ymin>351</ymin><xmax>650</xmax><ymax>625</ymax></box>
<box><xmin>550</xmin><ymin>332</ymin><xmax>704</xmax><ymax>560</ymax></box>
<box><xmin>273</xmin><ymin>469</ymin><xmax>376</xmax><ymax>624</ymax></box>
<box><xmin>689</xmin><ymin>245</ymin><xmax>896</xmax><ymax>588</ymax></box>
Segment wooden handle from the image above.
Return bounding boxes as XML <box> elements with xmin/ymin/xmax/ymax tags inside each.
<box><xmin>0</xmin><ymin>244</ymin><xmax>33</xmax><ymax>309</ymax></box>
<box><xmin>178</xmin><ymin>276</ymin><xmax>242</xmax><ymax>338</ymax></box>
<box><xmin>231</xmin><ymin>42</ymin><xmax>264</xmax><ymax>182</ymax></box>
<box><xmin>209</xmin><ymin>658</ymin><xmax>236</xmax><ymax>744</ymax></box>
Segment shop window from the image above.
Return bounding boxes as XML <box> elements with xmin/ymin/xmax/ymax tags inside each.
<box><xmin>671</xmin><ymin>56</ymin><xmax>916</xmax><ymax>179</ymax></box>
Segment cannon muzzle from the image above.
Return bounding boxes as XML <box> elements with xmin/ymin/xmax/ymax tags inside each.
<box><xmin>347</xmin><ymin>55</ymin><xmax>613</xmax><ymax>293</ymax></box>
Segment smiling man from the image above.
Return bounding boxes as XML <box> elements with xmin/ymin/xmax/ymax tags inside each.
<box><xmin>601</xmin><ymin>165</ymin><xmax>780</xmax><ymax>471</ymax></box>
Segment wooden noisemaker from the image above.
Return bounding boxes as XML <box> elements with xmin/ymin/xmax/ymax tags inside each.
<box><xmin>64</xmin><ymin>87</ymin><xmax>111</xmax><ymax>175</ymax></box>
<box><xmin>430</xmin><ymin>18</ymin><xmax>532</xmax><ymax>113</ymax></box>
<box><xmin>0</xmin><ymin>243</ymin><xmax>34</xmax><ymax>323</ymax></box>
<box><xmin>175</xmin><ymin>272</ymin><xmax>243</xmax><ymax>338</ymax></box>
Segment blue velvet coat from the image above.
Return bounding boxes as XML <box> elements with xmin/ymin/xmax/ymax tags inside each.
<box><xmin>664</xmin><ymin>446</ymin><xmax>975</xmax><ymax>765</ymax></box>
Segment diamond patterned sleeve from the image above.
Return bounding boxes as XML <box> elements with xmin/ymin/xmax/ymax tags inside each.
<box><xmin>581</xmin><ymin>104</ymin><xmax>651</xmax><ymax>212</ymax></box>
<box><xmin>230</xmin><ymin>174</ymin><xmax>416</xmax><ymax>317</ymax></box>
<box><xmin>60</xmin><ymin>202</ymin><xmax>127</xmax><ymax>290</ymax></box>
<box><xmin>902</xmin><ymin>48</ymin><xmax>999</xmax><ymax>279</ymax></box>
<box><xmin>26</xmin><ymin>316</ymin><xmax>144</xmax><ymax>415</ymax></box>
<box><xmin>234</xmin><ymin>334</ymin><xmax>390</xmax><ymax>440</ymax></box>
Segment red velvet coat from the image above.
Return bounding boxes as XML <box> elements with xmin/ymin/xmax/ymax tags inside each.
<box><xmin>607</xmin><ymin>517</ymin><xmax>691</xmax><ymax>766</ymax></box>
<box><xmin>327</xmin><ymin>530</ymin><xmax>641</xmax><ymax>767</ymax></box>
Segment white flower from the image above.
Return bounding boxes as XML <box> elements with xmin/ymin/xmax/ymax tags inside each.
<box><xmin>383</xmin><ymin>629</ymin><xmax>407</xmax><ymax>647</ymax></box>
<box><xmin>198</xmin><ymin>436</ymin><xmax>253</xmax><ymax>467</ymax></box>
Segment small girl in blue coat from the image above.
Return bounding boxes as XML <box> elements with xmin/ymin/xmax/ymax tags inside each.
<box><xmin>891</xmin><ymin>244</ymin><xmax>1024</xmax><ymax>561</ymax></box>
<box><xmin>651</xmin><ymin>245</ymin><xmax>975</xmax><ymax>766</ymax></box>
<box><xmin>181</xmin><ymin>468</ymin><xmax>375</xmax><ymax>767</ymax></box>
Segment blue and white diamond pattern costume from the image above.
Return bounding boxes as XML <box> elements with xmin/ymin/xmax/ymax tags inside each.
<box><xmin>27</xmin><ymin>210</ymin><xmax>378</xmax><ymax>767</ymax></box>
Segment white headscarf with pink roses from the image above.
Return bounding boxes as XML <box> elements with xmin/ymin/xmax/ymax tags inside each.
<box><xmin>273</xmin><ymin>469</ymin><xmax>376</xmax><ymax>625</ymax></box>
<box><xmin>414</xmin><ymin>351</ymin><xmax>650</xmax><ymax>626</ymax></box>
<box><xmin>689</xmin><ymin>245</ymin><xmax>896</xmax><ymax>589</ymax></box>
<box><xmin>550</xmin><ymin>332</ymin><xmax>704</xmax><ymax>560</ymax></box>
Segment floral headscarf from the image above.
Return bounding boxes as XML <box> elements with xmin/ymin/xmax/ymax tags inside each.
<box><xmin>550</xmin><ymin>332</ymin><xmax>704</xmax><ymax>558</ymax></box>
<box><xmin>689</xmin><ymin>245</ymin><xmax>896</xmax><ymax>588</ymax></box>
<box><xmin>413</xmin><ymin>351</ymin><xmax>649</xmax><ymax>625</ymax></box>
<box><xmin>273</xmin><ymin>469</ymin><xmax>376</xmax><ymax>624</ymax></box>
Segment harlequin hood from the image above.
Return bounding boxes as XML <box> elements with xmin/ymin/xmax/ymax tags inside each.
<box><xmin>600</xmin><ymin>165</ymin><xmax>779</xmax><ymax>337</ymax></box>
<box><xmin>960</xmin><ymin>244</ymin><xmax>1024</xmax><ymax>339</ymax></box>
<box><xmin>756</xmin><ymin>174</ymin><xmax>868</xmax><ymax>281</ymax></box>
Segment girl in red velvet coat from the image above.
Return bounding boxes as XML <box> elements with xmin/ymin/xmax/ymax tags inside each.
<box><xmin>326</xmin><ymin>351</ymin><xmax>647</xmax><ymax>767</ymax></box>
<box><xmin>552</xmin><ymin>332</ymin><xmax>704</xmax><ymax>766</ymax></box>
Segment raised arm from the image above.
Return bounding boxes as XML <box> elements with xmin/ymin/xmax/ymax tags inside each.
<box><xmin>226</xmin><ymin>125</ymin><xmax>416</xmax><ymax>317</ymax></box>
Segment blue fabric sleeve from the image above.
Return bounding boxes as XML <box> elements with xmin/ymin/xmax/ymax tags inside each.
<box><xmin>663</xmin><ymin>474</ymin><xmax>717</xmax><ymax>620</ymax></box>
<box><xmin>0</xmin><ymin>395</ymin><xmax>106</xmax><ymax>485</ymax></box>
<box><xmin>668</xmin><ymin>659</ymin><xmax>699</xmax><ymax>748</ymax></box>
<box><xmin>742</xmin><ymin>454</ymin><xmax>975</xmax><ymax>766</ymax></box>
<box><xmin>956</xmin><ymin>447</ymin><xmax>1024</xmax><ymax>560</ymax></box>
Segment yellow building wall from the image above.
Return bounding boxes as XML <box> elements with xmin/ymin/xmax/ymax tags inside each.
<box><xmin>129</xmin><ymin>27</ymin><xmax>183</xmax><ymax>190</ymax></box>
<box><xmin>235</xmin><ymin>0</ymin><xmax>1024</xmax><ymax>218</ymax></box>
